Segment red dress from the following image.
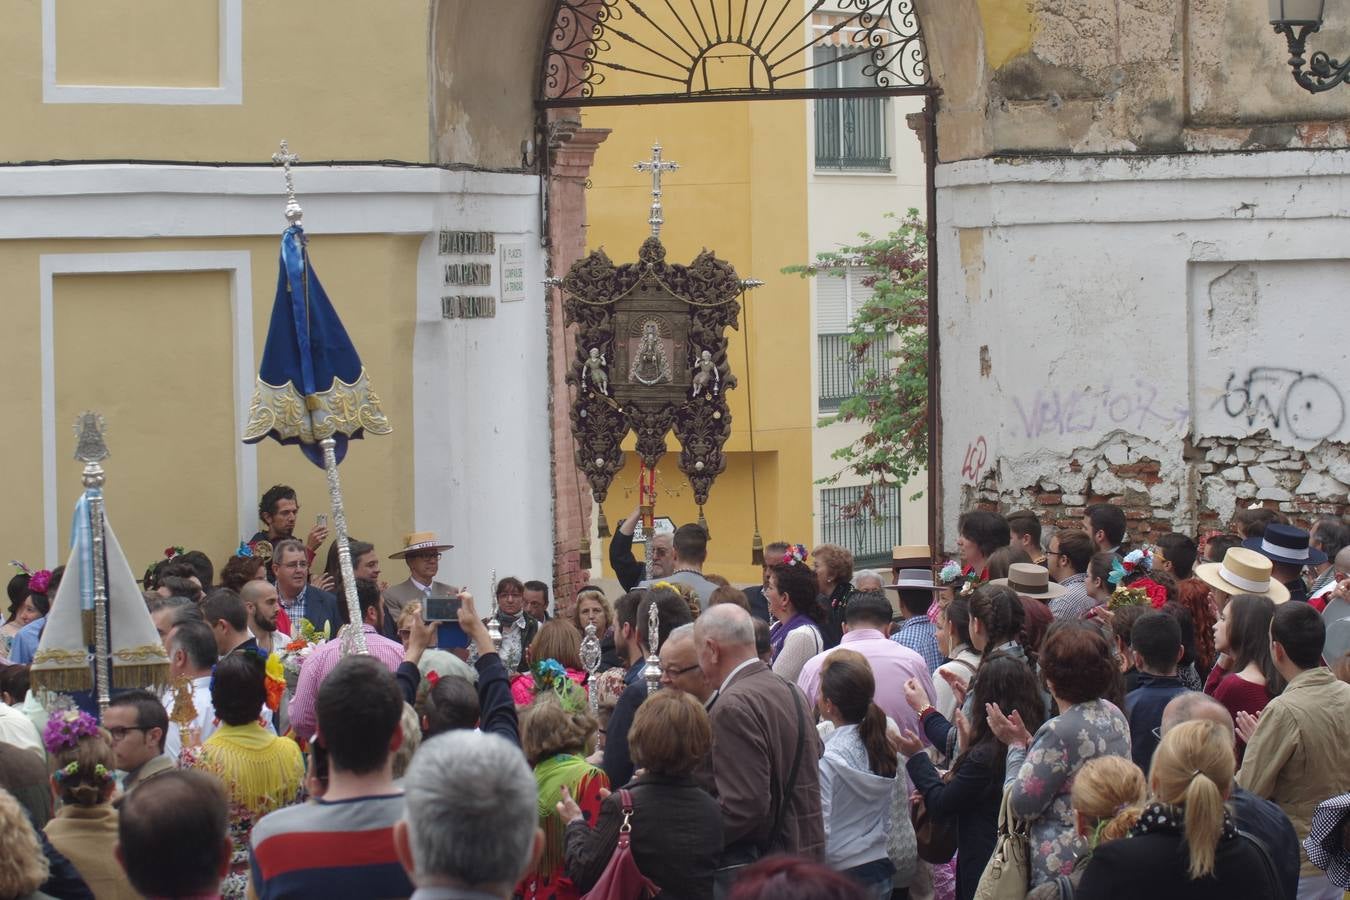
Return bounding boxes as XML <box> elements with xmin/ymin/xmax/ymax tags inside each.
<box><xmin>1204</xmin><ymin>664</ymin><xmax>1272</xmax><ymax>763</ymax></box>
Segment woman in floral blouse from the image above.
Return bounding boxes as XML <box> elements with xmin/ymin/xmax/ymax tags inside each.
<box><xmin>987</xmin><ymin>622</ymin><xmax>1130</xmax><ymax>887</ymax></box>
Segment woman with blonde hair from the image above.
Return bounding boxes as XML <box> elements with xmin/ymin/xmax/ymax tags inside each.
<box><xmin>1075</xmin><ymin>719</ymin><xmax>1278</xmax><ymax>898</ymax></box>
<box><xmin>1026</xmin><ymin>755</ymin><xmax>1145</xmax><ymax>899</ymax></box>
<box><xmin>0</xmin><ymin>788</ymin><xmax>48</xmax><ymax>900</ymax></box>
<box><xmin>41</xmin><ymin>711</ymin><xmax>137</xmax><ymax>898</ymax></box>
<box><xmin>569</xmin><ymin>588</ymin><xmax>613</xmax><ymax>643</ymax></box>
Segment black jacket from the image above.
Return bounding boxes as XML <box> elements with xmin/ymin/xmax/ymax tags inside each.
<box><xmin>1077</xmin><ymin>823</ymin><xmax>1279</xmax><ymax>900</ymax></box>
<box><xmin>821</xmin><ymin>584</ymin><xmax>852</xmax><ymax>649</ymax></box>
<box><xmin>907</xmin><ymin>712</ymin><xmax>1002</xmax><ymax>900</ymax></box>
<box><xmin>741</xmin><ymin>585</ymin><xmax>771</xmax><ymax>623</ymax></box>
<box><xmin>564</xmin><ymin>773</ymin><xmax>723</xmax><ymax>900</ymax></box>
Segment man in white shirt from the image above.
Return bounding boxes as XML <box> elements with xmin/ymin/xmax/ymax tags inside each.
<box><xmin>160</xmin><ymin>618</ymin><xmax>219</xmax><ymax>760</ymax></box>
<box><xmin>0</xmin><ymin>698</ymin><xmax>42</xmax><ymax>756</ymax></box>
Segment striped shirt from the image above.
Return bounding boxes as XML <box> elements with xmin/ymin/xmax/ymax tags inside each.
<box><xmin>249</xmin><ymin>793</ymin><xmax>412</xmax><ymax>900</ymax></box>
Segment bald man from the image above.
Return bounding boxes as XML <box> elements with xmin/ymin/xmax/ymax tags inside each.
<box><xmin>1160</xmin><ymin>693</ymin><xmax>1299</xmax><ymax>898</ymax></box>
<box><xmin>695</xmin><ymin>604</ymin><xmax>823</xmax><ymax>881</ymax></box>
<box><xmin>241</xmin><ymin>579</ymin><xmax>287</xmax><ymax>655</ymax></box>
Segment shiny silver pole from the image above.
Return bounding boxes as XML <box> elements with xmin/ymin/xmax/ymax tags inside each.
<box><xmin>320</xmin><ymin>437</ymin><xmax>367</xmax><ymax>655</ymax></box>
<box><xmin>643</xmin><ymin>596</ymin><xmax>662</xmax><ymax>695</ymax></box>
<box><xmin>580</xmin><ymin>622</ymin><xmax>602</xmax><ymax>714</ymax></box>
<box><xmin>486</xmin><ymin>568</ymin><xmax>502</xmax><ymax>652</ymax></box>
<box><xmin>74</xmin><ymin>420</ymin><xmax>112</xmax><ymax>714</ymax></box>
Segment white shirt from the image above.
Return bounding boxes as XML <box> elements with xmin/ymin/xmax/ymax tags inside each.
<box><xmin>0</xmin><ymin>701</ymin><xmax>42</xmax><ymax>757</ymax></box>
<box><xmin>162</xmin><ymin>674</ymin><xmax>217</xmax><ymax>761</ymax></box>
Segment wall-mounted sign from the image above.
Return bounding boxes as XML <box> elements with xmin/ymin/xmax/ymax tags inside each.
<box><xmin>442</xmin><ymin>295</ymin><xmax>496</xmax><ymax>319</ymax></box>
<box><xmin>439</xmin><ymin>231</ymin><xmax>496</xmax><ymax>255</ymax></box>
<box><xmin>500</xmin><ymin>242</ymin><xmax>526</xmax><ymax>303</ymax></box>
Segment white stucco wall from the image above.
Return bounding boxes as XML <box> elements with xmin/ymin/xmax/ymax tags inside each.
<box><xmin>935</xmin><ymin>149</ymin><xmax>1350</xmax><ymax>545</ymax></box>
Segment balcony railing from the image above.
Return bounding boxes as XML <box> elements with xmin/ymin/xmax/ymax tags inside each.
<box><xmin>819</xmin><ymin>483</ymin><xmax>901</xmax><ymax>568</ymax></box>
<box><xmin>815</xmin><ymin>96</ymin><xmax>890</xmax><ymax>172</ymax></box>
<box><xmin>818</xmin><ymin>332</ymin><xmax>889</xmax><ymax>412</ymax></box>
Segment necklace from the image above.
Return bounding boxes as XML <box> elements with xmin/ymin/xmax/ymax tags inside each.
<box><xmin>671</xmin><ymin>567</ymin><xmax>702</xmax><ymax>576</ymax></box>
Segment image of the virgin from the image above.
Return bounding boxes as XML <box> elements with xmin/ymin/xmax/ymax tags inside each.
<box><xmin>628</xmin><ymin>319</ymin><xmax>673</xmax><ymax>385</ymax></box>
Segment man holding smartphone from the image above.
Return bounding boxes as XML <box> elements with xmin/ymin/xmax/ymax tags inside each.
<box><xmin>382</xmin><ymin>532</ymin><xmax>458</xmax><ymax>640</ymax></box>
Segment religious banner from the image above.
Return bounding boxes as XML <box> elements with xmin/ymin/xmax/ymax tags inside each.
<box><xmin>559</xmin><ymin>143</ymin><xmax>746</xmax><ymax>535</ymax></box>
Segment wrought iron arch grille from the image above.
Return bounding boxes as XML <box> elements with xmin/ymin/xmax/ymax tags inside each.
<box><xmin>540</xmin><ymin>0</ymin><xmax>931</xmax><ymax>106</ymax></box>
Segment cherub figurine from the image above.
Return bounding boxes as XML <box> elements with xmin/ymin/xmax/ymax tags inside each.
<box><xmin>691</xmin><ymin>349</ymin><xmax>719</xmax><ymax>397</ymax></box>
<box><xmin>584</xmin><ymin>347</ymin><xmax>609</xmax><ymax>395</ymax></box>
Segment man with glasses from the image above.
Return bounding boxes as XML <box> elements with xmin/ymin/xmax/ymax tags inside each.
<box><xmin>381</xmin><ymin>532</ymin><xmax>457</xmax><ymax>640</ymax></box>
<box><xmin>1046</xmin><ymin>530</ymin><xmax>1095</xmax><ymax>620</ymax></box>
<box><xmin>106</xmin><ymin>689</ymin><xmax>172</xmax><ymax>795</ymax></box>
<box><xmin>271</xmin><ymin>539</ymin><xmax>340</xmax><ymax>636</ymax></box>
<box><xmin>658</xmin><ymin>623</ymin><xmax>713</xmax><ymax>703</ymax></box>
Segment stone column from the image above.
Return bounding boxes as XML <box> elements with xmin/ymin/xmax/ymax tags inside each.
<box><xmin>546</xmin><ymin>115</ymin><xmax>610</xmax><ymax>606</ymax></box>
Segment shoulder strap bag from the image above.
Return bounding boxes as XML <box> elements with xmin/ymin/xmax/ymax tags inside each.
<box><xmin>582</xmin><ymin>789</ymin><xmax>661</xmax><ymax>900</ymax></box>
<box><xmin>1235</xmin><ymin>827</ymin><xmax>1285</xmax><ymax>900</ymax></box>
<box><xmin>973</xmin><ymin>785</ymin><xmax>1031</xmax><ymax>900</ymax></box>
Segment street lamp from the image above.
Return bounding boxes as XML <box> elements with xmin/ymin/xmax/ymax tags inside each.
<box><xmin>1268</xmin><ymin>1</ymin><xmax>1349</xmax><ymax>92</ymax></box>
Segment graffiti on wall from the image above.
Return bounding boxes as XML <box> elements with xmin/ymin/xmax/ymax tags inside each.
<box><xmin>1214</xmin><ymin>367</ymin><xmax>1345</xmax><ymax>443</ymax></box>
<box><xmin>1012</xmin><ymin>380</ymin><xmax>1190</xmax><ymax>440</ymax></box>
<box><xmin>961</xmin><ymin>436</ymin><xmax>988</xmax><ymax>484</ymax></box>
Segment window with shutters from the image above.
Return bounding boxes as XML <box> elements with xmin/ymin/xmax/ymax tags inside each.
<box><xmin>812</xmin><ymin>27</ymin><xmax>891</xmax><ymax>173</ymax></box>
<box><xmin>816</xmin><ymin>267</ymin><xmax>887</xmax><ymax>411</ymax></box>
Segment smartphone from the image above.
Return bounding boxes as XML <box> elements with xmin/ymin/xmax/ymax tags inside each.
<box><xmin>316</xmin><ymin>513</ymin><xmax>327</xmax><ymax>528</ymax></box>
<box><xmin>423</xmin><ymin>595</ymin><xmax>463</xmax><ymax>622</ymax></box>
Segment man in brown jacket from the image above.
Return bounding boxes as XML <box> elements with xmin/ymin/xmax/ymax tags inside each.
<box><xmin>695</xmin><ymin>604</ymin><xmax>824</xmax><ymax>894</ymax></box>
<box><xmin>1238</xmin><ymin>601</ymin><xmax>1350</xmax><ymax>900</ymax></box>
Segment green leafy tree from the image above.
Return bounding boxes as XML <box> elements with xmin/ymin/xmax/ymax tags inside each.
<box><xmin>784</xmin><ymin>209</ymin><xmax>928</xmax><ymax>511</ymax></box>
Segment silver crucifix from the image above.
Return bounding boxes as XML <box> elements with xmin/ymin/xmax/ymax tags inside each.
<box><xmin>271</xmin><ymin>140</ymin><xmax>304</xmax><ymax>227</ymax></box>
<box><xmin>633</xmin><ymin>141</ymin><xmax>679</xmax><ymax>238</ymax></box>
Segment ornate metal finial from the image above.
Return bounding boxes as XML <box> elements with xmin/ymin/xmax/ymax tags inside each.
<box><xmin>74</xmin><ymin>412</ymin><xmax>108</xmax><ymax>488</ymax></box>
<box><xmin>271</xmin><ymin>140</ymin><xmax>303</xmax><ymax>227</ymax></box>
<box><xmin>740</xmin><ymin>278</ymin><xmax>765</xmax><ymax>290</ymax></box>
<box><xmin>643</xmin><ymin>595</ymin><xmax>662</xmax><ymax>695</ymax></box>
<box><xmin>633</xmin><ymin>141</ymin><xmax>679</xmax><ymax>238</ymax></box>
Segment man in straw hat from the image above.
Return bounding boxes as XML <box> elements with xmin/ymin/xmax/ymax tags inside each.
<box><xmin>885</xmin><ymin>566</ymin><xmax>946</xmax><ymax>673</ymax></box>
<box><xmin>1195</xmin><ymin>546</ymin><xmax>1290</xmax><ymax>612</ymax></box>
<box><xmin>1244</xmin><ymin>522</ymin><xmax>1325</xmax><ymax>605</ymax></box>
<box><xmin>382</xmin><ymin>532</ymin><xmax>457</xmax><ymax>640</ymax></box>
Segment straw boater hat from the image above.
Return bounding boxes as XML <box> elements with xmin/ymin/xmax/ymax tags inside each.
<box><xmin>388</xmin><ymin>531</ymin><xmax>454</xmax><ymax>559</ymax></box>
<box><xmin>990</xmin><ymin>563</ymin><xmax>1065</xmax><ymax>600</ymax></box>
<box><xmin>892</xmin><ymin>545</ymin><xmax>932</xmax><ymax>570</ymax></box>
<box><xmin>1195</xmin><ymin>547</ymin><xmax>1290</xmax><ymax>604</ymax></box>
<box><xmin>886</xmin><ymin>569</ymin><xmax>945</xmax><ymax>592</ymax></box>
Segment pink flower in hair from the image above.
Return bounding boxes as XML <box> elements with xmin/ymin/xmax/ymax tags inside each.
<box><xmin>28</xmin><ymin>569</ymin><xmax>52</xmax><ymax>595</ymax></box>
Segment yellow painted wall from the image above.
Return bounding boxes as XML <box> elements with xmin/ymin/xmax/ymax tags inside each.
<box><xmin>582</xmin><ymin>95</ymin><xmax>812</xmax><ymax>585</ymax></box>
<box><xmin>1</xmin><ymin>0</ymin><xmax>430</xmax><ymax>161</ymax></box>
<box><xmin>1</xmin><ymin>234</ymin><xmax>420</xmax><ymax>578</ymax></box>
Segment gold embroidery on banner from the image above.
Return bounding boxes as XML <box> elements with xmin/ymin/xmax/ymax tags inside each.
<box><xmin>31</xmin><ymin>648</ymin><xmax>92</xmax><ymax>667</ymax></box>
<box><xmin>242</xmin><ymin>367</ymin><xmax>392</xmax><ymax>443</ymax></box>
<box><xmin>112</xmin><ymin>644</ymin><xmax>171</xmax><ymax>665</ymax></box>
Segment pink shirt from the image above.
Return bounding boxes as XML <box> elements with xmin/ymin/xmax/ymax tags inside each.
<box><xmin>287</xmin><ymin>624</ymin><xmax>406</xmax><ymax>740</ymax></box>
<box><xmin>796</xmin><ymin>628</ymin><xmax>937</xmax><ymax>741</ymax></box>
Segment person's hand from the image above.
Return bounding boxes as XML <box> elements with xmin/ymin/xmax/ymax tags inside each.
<box><xmin>1235</xmin><ymin>709</ymin><xmax>1263</xmax><ymax>744</ymax></box>
<box><xmin>556</xmin><ymin>785</ymin><xmax>584</xmax><ymax>824</ymax></box>
<box><xmin>405</xmin><ymin>615</ymin><xmax>437</xmax><ymax>664</ymax></box>
<box><xmin>457</xmin><ymin>592</ymin><xmax>492</xmax><ymax>653</ymax></box>
<box><xmin>986</xmin><ymin>702</ymin><xmax>1033</xmax><ymax>746</ymax></box>
<box><xmin>891</xmin><ymin>728</ymin><xmax>924</xmax><ymax>757</ymax></box>
<box><xmin>939</xmin><ymin>668</ymin><xmax>969</xmax><ymax>707</ymax></box>
<box><xmin>903</xmin><ymin>677</ymin><xmax>932</xmax><ymax>714</ymax></box>
<box><xmin>305</xmin><ymin>523</ymin><xmax>330</xmax><ymax>552</ymax></box>
<box><xmin>620</xmin><ymin>507</ymin><xmax>641</xmax><ymax>537</ymax></box>
<box><xmin>378</xmin><ymin>579</ymin><xmax>390</xmax><ymax>594</ymax></box>
<box><xmin>309</xmin><ymin>571</ymin><xmax>334</xmax><ymax>591</ymax></box>
<box><xmin>1090</xmin><ymin>605</ymin><xmax>1115</xmax><ymax>627</ymax></box>
<box><xmin>955</xmin><ymin>708</ymin><xmax>972</xmax><ymax>751</ymax></box>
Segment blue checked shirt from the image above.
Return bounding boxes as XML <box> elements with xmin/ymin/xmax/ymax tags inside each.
<box><xmin>891</xmin><ymin>616</ymin><xmax>943</xmax><ymax>673</ymax></box>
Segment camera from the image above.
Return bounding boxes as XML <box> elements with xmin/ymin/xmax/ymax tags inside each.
<box><xmin>423</xmin><ymin>595</ymin><xmax>462</xmax><ymax>622</ymax></box>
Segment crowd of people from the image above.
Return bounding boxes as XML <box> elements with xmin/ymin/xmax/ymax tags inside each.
<box><xmin>3</xmin><ymin>485</ymin><xmax>1350</xmax><ymax>900</ymax></box>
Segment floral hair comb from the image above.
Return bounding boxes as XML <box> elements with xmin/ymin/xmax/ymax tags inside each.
<box><xmin>937</xmin><ymin>560</ymin><xmax>962</xmax><ymax>585</ymax></box>
<box><xmin>781</xmin><ymin>544</ymin><xmax>808</xmax><ymax>567</ymax></box>
<box><xmin>27</xmin><ymin>569</ymin><xmax>52</xmax><ymax>595</ymax></box>
<box><xmin>53</xmin><ymin>761</ymin><xmax>110</xmax><ymax>784</ymax></box>
<box><xmin>43</xmin><ymin>709</ymin><xmax>100</xmax><ymax>756</ymax></box>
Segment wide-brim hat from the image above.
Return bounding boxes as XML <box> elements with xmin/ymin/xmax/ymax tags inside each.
<box><xmin>892</xmin><ymin>545</ymin><xmax>932</xmax><ymax>569</ymax></box>
<box><xmin>1243</xmin><ymin>522</ymin><xmax>1327</xmax><ymax>568</ymax></box>
<box><xmin>990</xmin><ymin>563</ymin><xmax>1065</xmax><ymax>600</ymax></box>
<box><xmin>1305</xmin><ymin>793</ymin><xmax>1350</xmax><ymax>889</ymax></box>
<box><xmin>1195</xmin><ymin>547</ymin><xmax>1290</xmax><ymax>604</ymax></box>
<box><xmin>885</xmin><ymin>568</ymin><xmax>944</xmax><ymax>591</ymax></box>
<box><xmin>389</xmin><ymin>531</ymin><xmax>454</xmax><ymax>559</ymax></box>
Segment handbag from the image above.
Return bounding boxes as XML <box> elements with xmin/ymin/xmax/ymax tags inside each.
<box><xmin>910</xmin><ymin>774</ymin><xmax>959</xmax><ymax>864</ymax></box>
<box><xmin>581</xmin><ymin>789</ymin><xmax>661</xmax><ymax>900</ymax></box>
<box><xmin>973</xmin><ymin>786</ymin><xmax>1031</xmax><ymax>900</ymax></box>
